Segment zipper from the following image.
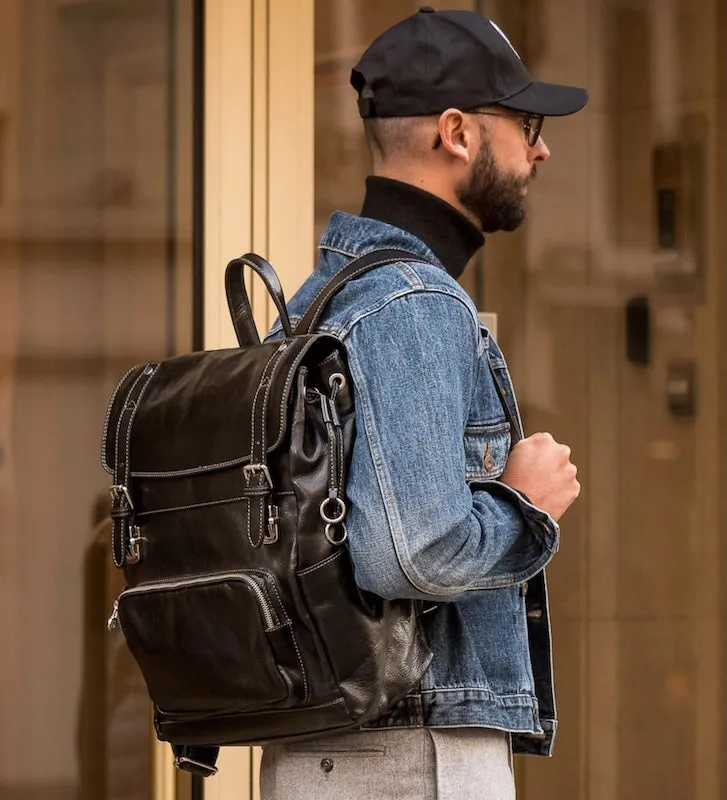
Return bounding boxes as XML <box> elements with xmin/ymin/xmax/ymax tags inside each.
<box><xmin>319</xmin><ymin>393</ymin><xmax>344</xmax><ymax>499</ymax></box>
<box><xmin>108</xmin><ymin>571</ymin><xmax>282</xmax><ymax>631</ymax></box>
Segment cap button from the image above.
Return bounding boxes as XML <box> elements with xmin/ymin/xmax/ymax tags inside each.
<box><xmin>419</xmin><ymin>6</ymin><xmax>436</xmax><ymax>12</ymax></box>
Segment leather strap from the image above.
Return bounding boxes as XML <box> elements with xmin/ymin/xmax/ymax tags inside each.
<box><xmin>243</xmin><ymin>342</ymin><xmax>289</xmax><ymax>548</ymax></box>
<box><xmin>172</xmin><ymin>744</ymin><xmax>219</xmax><ymax>778</ymax></box>
<box><xmin>294</xmin><ymin>249</ymin><xmax>422</xmax><ymax>335</ymax></box>
<box><xmin>225</xmin><ymin>253</ymin><xmax>294</xmax><ymax>346</ymax></box>
<box><xmin>111</xmin><ymin>363</ymin><xmax>159</xmax><ymax>567</ymax></box>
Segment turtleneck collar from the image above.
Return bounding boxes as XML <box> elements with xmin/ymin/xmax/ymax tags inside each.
<box><xmin>359</xmin><ymin>176</ymin><xmax>484</xmax><ymax>279</ymax></box>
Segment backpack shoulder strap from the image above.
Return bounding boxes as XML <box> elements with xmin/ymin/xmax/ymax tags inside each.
<box><xmin>294</xmin><ymin>249</ymin><xmax>425</xmax><ymax>335</ymax></box>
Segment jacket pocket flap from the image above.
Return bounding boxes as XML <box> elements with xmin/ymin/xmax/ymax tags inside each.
<box><xmin>464</xmin><ymin>422</ymin><xmax>511</xmax><ymax>481</ymax></box>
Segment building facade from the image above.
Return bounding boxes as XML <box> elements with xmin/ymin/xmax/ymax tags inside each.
<box><xmin>0</xmin><ymin>1</ymin><xmax>725</xmax><ymax>799</ymax></box>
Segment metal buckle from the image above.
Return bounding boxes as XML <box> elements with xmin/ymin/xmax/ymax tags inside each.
<box><xmin>126</xmin><ymin>525</ymin><xmax>144</xmax><ymax>564</ymax></box>
<box><xmin>265</xmin><ymin>504</ymin><xmax>280</xmax><ymax>545</ymax></box>
<box><xmin>243</xmin><ymin>463</ymin><xmax>273</xmax><ymax>489</ymax></box>
<box><xmin>109</xmin><ymin>484</ymin><xmax>134</xmax><ymax>511</ymax></box>
<box><xmin>174</xmin><ymin>756</ymin><xmax>219</xmax><ymax>778</ymax></box>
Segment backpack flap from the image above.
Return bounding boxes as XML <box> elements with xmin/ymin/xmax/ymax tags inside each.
<box><xmin>101</xmin><ymin>333</ymin><xmax>345</xmax><ymax>566</ymax></box>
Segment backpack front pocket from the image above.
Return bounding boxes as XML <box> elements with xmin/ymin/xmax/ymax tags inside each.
<box><xmin>112</xmin><ymin>570</ymin><xmax>308</xmax><ymax>713</ymax></box>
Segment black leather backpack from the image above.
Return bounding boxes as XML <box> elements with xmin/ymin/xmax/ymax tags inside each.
<box><xmin>101</xmin><ymin>249</ymin><xmax>432</xmax><ymax>777</ymax></box>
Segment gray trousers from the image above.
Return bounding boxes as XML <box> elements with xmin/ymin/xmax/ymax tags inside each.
<box><xmin>260</xmin><ymin>728</ymin><xmax>516</xmax><ymax>800</ymax></box>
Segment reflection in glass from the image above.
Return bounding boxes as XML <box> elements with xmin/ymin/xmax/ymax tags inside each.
<box><xmin>314</xmin><ymin>1</ymin><xmax>726</xmax><ymax>797</ymax></box>
<box><xmin>0</xmin><ymin>2</ymin><xmax>195</xmax><ymax>798</ymax></box>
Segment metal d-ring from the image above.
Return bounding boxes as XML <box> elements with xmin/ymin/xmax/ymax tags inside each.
<box><xmin>325</xmin><ymin>523</ymin><xmax>348</xmax><ymax>546</ymax></box>
<box><xmin>320</xmin><ymin>497</ymin><xmax>346</xmax><ymax>524</ymax></box>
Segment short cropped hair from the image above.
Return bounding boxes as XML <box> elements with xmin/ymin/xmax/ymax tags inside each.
<box><xmin>363</xmin><ymin>116</ymin><xmax>435</xmax><ymax>166</ymax></box>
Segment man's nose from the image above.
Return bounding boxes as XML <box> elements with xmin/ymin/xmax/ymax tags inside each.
<box><xmin>532</xmin><ymin>137</ymin><xmax>551</xmax><ymax>162</ymax></box>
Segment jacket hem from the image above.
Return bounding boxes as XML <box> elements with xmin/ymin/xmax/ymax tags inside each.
<box><xmin>361</xmin><ymin>689</ymin><xmax>556</xmax><ymax>756</ymax></box>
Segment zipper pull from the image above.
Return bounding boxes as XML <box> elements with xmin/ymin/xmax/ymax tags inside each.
<box><xmin>107</xmin><ymin>599</ymin><xmax>120</xmax><ymax>631</ymax></box>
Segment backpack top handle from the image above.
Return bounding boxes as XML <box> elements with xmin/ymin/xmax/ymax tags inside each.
<box><xmin>225</xmin><ymin>253</ymin><xmax>294</xmax><ymax>346</ymax></box>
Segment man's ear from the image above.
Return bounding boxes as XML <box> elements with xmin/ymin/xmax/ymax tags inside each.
<box><xmin>436</xmin><ymin>109</ymin><xmax>476</xmax><ymax>164</ymax></box>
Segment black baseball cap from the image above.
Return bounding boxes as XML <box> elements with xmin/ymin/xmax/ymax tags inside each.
<box><xmin>351</xmin><ymin>7</ymin><xmax>587</xmax><ymax>119</ymax></box>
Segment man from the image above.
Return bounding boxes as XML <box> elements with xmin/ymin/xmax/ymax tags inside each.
<box><xmin>262</xmin><ymin>7</ymin><xmax>585</xmax><ymax>799</ymax></box>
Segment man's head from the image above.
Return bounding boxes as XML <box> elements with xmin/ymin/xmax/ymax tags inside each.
<box><xmin>352</xmin><ymin>7</ymin><xmax>587</xmax><ymax>233</ymax></box>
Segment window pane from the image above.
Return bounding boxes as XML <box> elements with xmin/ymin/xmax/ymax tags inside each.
<box><xmin>314</xmin><ymin>1</ymin><xmax>727</xmax><ymax>798</ymax></box>
<box><xmin>0</xmin><ymin>1</ymin><xmax>196</xmax><ymax>798</ymax></box>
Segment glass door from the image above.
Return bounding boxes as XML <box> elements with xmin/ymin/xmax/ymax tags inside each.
<box><xmin>0</xmin><ymin>1</ymin><xmax>197</xmax><ymax>798</ymax></box>
<box><xmin>483</xmin><ymin>1</ymin><xmax>725</xmax><ymax>797</ymax></box>
<box><xmin>314</xmin><ymin>1</ymin><xmax>727</xmax><ymax>797</ymax></box>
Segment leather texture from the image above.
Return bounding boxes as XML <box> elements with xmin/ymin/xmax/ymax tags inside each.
<box><xmin>101</xmin><ymin>250</ymin><xmax>432</xmax><ymax>778</ymax></box>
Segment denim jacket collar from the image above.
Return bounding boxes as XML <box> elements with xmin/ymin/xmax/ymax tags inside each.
<box><xmin>319</xmin><ymin>211</ymin><xmax>443</xmax><ymax>268</ymax></box>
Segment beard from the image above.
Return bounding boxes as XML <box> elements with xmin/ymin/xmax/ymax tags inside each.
<box><xmin>456</xmin><ymin>137</ymin><xmax>536</xmax><ymax>234</ymax></box>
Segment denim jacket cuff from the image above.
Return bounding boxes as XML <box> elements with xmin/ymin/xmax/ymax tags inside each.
<box><xmin>487</xmin><ymin>481</ymin><xmax>560</xmax><ymax>554</ymax></box>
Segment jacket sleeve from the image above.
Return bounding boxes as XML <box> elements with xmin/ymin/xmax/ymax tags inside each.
<box><xmin>343</xmin><ymin>289</ymin><xmax>559</xmax><ymax>602</ymax></box>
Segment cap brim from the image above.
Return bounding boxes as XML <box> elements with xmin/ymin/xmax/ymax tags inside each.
<box><xmin>497</xmin><ymin>81</ymin><xmax>588</xmax><ymax>117</ymax></box>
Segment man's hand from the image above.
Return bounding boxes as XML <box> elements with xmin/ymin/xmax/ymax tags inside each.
<box><xmin>500</xmin><ymin>432</ymin><xmax>580</xmax><ymax>521</ymax></box>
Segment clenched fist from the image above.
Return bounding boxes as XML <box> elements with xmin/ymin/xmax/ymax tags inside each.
<box><xmin>500</xmin><ymin>432</ymin><xmax>580</xmax><ymax>521</ymax></box>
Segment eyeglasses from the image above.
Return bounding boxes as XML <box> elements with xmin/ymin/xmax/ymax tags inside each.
<box><xmin>469</xmin><ymin>109</ymin><xmax>544</xmax><ymax>147</ymax></box>
<box><xmin>431</xmin><ymin>109</ymin><xmax>545</xmax><ymax>149</ymax></box>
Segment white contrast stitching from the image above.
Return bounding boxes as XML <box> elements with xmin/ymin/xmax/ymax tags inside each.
<box><xmin>297</xmin><ymin>549</ymin><xmax>343</xmax><ymax>576</ymax></box>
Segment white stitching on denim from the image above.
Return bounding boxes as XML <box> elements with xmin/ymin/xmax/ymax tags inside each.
<box><xmin>304</xmin><ymin>255</ymin><xmax>420</xmax><ymax>333</ymax></box>
<box><xmin>344</xmin><ymin>294</ymin><xmax>492</xmax><ymax>597</ymax></box>
<box><xmin>318</xmin><ymin>244</ymin><xmax>358</xmax><ymax>257</ymax></box>
<box><xmin>303</xmin><ymin>251</ymin><xmax>417</xmax><ymax>332</ymax></box>
<box><xmin>346</xmin><ymin>287</ymin><xmax>481</xmax><ymax>342</ymax></box>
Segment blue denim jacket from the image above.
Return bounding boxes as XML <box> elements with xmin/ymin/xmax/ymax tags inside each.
<box><xmin>268</xmin><ymin>212</ymin><xmax>560</xmax><ymax>756</ymax></box>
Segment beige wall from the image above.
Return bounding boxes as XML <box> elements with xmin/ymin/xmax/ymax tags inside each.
<box><xmin>483</xmin><ymin>1</ymin><xmax>726</xmax><ymax>798</ymax></box>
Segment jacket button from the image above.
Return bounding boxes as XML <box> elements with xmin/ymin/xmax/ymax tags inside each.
<box><xmin>527</xmin><ymin>608</ymin><xmax>543</xmax><ymax>620</ymax></box>
<box><xmin>320</xmin><ymin>757</ymin><xmax>334</xmax><ymax>773</ymax></box>
<box><xmin>483</xmin><ymin>443</ymin><xmax>494</xmax><ymax>471</ymax></box>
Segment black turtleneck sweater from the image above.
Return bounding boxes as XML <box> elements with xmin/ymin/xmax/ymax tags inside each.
<box><xmin>359</xmin><ymin>176</ymin><xmax>484</xmax><ymax>280</ymax></box>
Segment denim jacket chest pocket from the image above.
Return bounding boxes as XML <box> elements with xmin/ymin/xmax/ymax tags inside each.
<box><xmin>464</xmin><ymin>423</ymin><xmax>511</xmax><ymax>482</ymax></box>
